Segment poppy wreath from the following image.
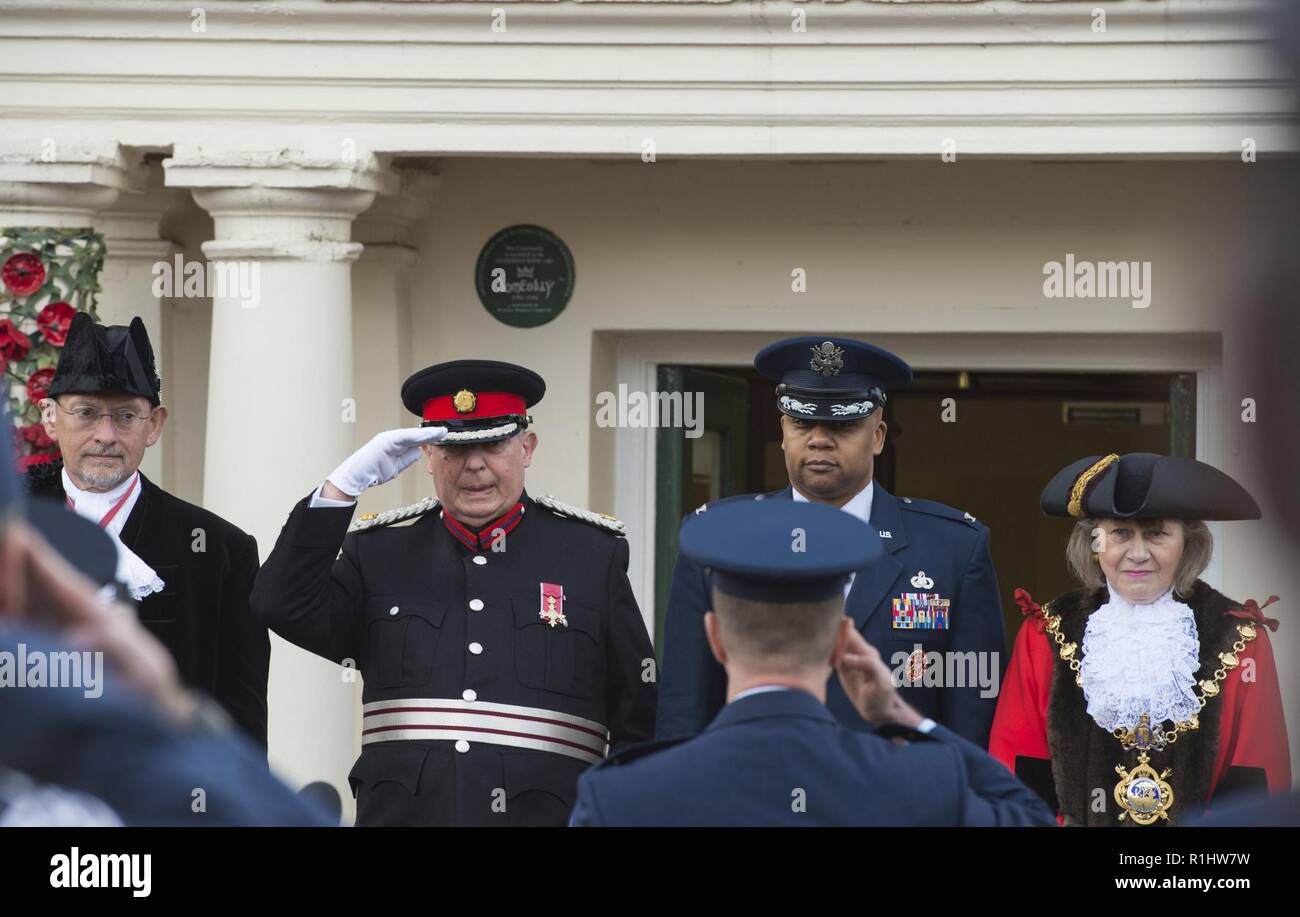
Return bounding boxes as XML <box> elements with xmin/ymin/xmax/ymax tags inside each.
<box><xmin>0</xmin><ymin>227</ymin><xmax>107</xmax><ymax>470</ymax></box>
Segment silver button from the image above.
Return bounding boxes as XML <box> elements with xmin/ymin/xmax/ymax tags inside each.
<box><xmin>455</xmin><ymin>739</ymin><xmax>470</xmax><ymax>753</ymax></box>
<box><xmin>468</xmin><ymin>599</ymin><xmax>484</xmax><ymax>611</ymax></box>
<box><xmin>468</xmin><ymin>642</ymin><xmax>483</xmax><ymax>655</ymax></box>
<box><xmin>903</xmin><ymin>497</ymin><xmax>913</xmax><ymax>504</ymax></box>
<box><xmin>472</xmin><ymin>556</ymin><xmax>487</xmax><ymax>566</ymax></box>
<box><xmin>388</xmin><ymin>605</ymin><xmax>399</xmax><ymax>616</ymax></box>
<box><xmin>462</xmin><ymin>689</ymin><xmax>477</xmax><ymax>702</ymax></box>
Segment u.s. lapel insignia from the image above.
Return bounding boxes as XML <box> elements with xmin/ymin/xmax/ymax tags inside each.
<box><xmin>910</xmin><ymin>570</ymin><xmax>935</xmax><ymax>589</ymax></box>
<box><xmin>878</xmin><ymin>530</ymin><xmax>893</xmax><ymax>539</ymax></box>
<box><xmin>539</xmin><ymin>582</ymin><xmax>568</xmax><ymax>628</ymax></box>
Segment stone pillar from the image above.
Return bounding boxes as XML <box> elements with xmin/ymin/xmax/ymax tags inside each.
<box><xmin>351</xmin><ymin>172</ymin><xmax>437</xmax><ymax>511</ymax></box>
<box><xmin>168</xmin><ymin>149</ymin><xmax>395</xmax><ymax>816</ymax></box>
<box><xmin>97</xmin><ymin>167</ymin><xmax>184</xmax><ymax>485</ymax></box>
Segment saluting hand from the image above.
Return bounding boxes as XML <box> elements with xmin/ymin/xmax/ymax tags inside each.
<box><xmin>835</xmin><ymin>626</ymin><xmax>924</xmax><ymax>729</ymax></box>
<box><xmin>323</xmin><ymin>426</ymin><xmax>449</xmax><ymax>500</ymax></box>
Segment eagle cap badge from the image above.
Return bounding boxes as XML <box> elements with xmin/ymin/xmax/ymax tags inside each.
<box><xmin>809</xmin><ymin>341</ymin><xmax>845</xmax><ymax>377</ymax></box>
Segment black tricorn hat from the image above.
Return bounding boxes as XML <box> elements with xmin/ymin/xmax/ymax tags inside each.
<box><xmin>1041</xmin><ymin>453</ymin><xmax>1261</xmax><ymax>521</ymax></box>
<box><xmin>46</xmin><ymin>313</ymin><xmax>161</xmax><ymax>407</ymax></box>
<box><xmin>401</xmin><ymin>359</ymin><xmax>545</xmax><ymax>445</ymax></box>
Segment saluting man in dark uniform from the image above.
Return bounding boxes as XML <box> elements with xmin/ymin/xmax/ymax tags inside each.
<box><xmin>656</xmin><ymin>336</ymin><xmax>1005</xmax><ymax>746</ymax></box>
<box><xmin>251</xmin><ymin>360</ymin><xmax>657</xmax><ymax>826</ymax></box>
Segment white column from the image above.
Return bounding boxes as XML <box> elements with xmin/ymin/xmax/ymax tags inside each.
<box><xmin>351</xmin><ymin>173</ymin><xmax>437</xmax><ymax>510</ymax></box>
<box><xmin>168</xmin><ymin>150</ymin><xmax>393</xmax><ymax>818</ymax></box>
<box><xmin>0</xmin><ymin>145</ymin><xmax>125</xmax><ymax>227</ymax></box>
<box><xmin>97</xmin><ymin>176</ymin><xmax>184</xmax><ymax>486</ymax></box>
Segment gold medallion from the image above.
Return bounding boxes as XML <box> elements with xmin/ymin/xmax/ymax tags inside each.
<box><xmin>1114</xmin><ymin>750</ymin><xmax>1175</xmax><ymax>825</ymax></box>
<box><xmin>452</xmin><ymin>389</ymin><xmax>477</xmax><ymax>413</ymax></box>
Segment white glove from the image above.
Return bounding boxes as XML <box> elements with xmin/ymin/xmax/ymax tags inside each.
<box><xmin>325</xmin><ymin>427</ymin><xmax>448</xmax><ymax>497</ymax></box>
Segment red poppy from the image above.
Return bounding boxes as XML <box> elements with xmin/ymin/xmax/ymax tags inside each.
<box><xmin>0</xmin><ymin>319</ymin><xmax>32</xmax><ymax>361</ymax></box>
<box><xmin>26</xmin><ymin>367</ymin><xmax>57</xmax><ymax>404</ymax></box>
<box><xmin>20</xmin><ymin>422</ymin><xmax>54</xmax><ymax>449</ymax></box>
<box><xmin>1</xmin><ymin>253</ymin><xmax>46</xmax><ymax>297</ymax></box>
<box><xmin>37</xmin><ymin>301</ymin><xmax>77</xmax><ymax>346</ymax></box>
<box><xmin>17</xmin><ymin>450</ymin><xmax>57</xmax><ymax>471</ymax></box>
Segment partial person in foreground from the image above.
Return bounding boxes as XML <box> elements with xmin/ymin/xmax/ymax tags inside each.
<box><xmin>571</xmin><ymin>499</ymin><xmax>1054</xmax><ymax>827</ymax></box>
<box><xmin>0</xmin><ymin>404</ymin><xmax>327</xmax><ymax>826</ymax></box>
<box><xmin>990</xmin><ymin>453</ymin><xmax>1290</xmax><ymax>826</ymax></box>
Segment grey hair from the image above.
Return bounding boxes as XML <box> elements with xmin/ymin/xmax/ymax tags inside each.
<box><xmin>1065</xmin><ymin>518</ymin><xmax>1213</xmax><ymax>597</ymax></box>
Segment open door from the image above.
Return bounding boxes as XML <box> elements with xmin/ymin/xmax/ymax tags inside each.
<box><xmin>652</xmin><ymin>366</ymin><xmax>750</xmax><ymax>653</ymax></box>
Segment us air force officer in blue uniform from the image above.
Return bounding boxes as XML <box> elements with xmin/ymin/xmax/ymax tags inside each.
<box><xmin>656</xmin><ymin>336</ymin><xmax>1005</xmax><ymax>746</ymax></box>
<box><xmin>570</xmin><ymin>500</ymin><xmax>1053</xmax><ymax>826</ymax></box>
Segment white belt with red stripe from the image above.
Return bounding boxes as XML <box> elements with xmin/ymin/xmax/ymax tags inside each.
<box><xmin>361</xmin><ymin>698</ymin><xmax>609</xmax><ymax>764</ymax></box>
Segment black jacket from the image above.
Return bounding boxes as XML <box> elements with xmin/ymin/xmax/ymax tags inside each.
<box><xmin>250</xmin><ymin>491</ymin><xmax>658</xmax><ymax>826</ymax></box>
<box><xmin>27</xmin><ymin>461</ymin><xmax>269</xmax><ymax>747</ymax></box>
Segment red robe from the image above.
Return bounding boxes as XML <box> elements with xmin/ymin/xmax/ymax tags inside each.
<box><xmin>990</xmin><ymin>583</ymin><xmax>1290</xmax><ymax>825</ymax></box>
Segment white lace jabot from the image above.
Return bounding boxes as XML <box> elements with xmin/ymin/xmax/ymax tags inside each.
<box><xmin>1079</xmin><ymin>586</ymin><xmax>1201</xmax><ymax>733</ymax></box>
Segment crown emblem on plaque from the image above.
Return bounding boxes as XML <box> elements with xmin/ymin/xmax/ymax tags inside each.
<box><xmin>809</xmin><ymin>341</ymin><xmax>845</xmax><ymax>377</ymax></box>
<box><xmin>453</xmin><ymin>389</ymin><xmax>477</xmax><ymax>413</ymax></box>
<box><xmin>517</xmin><ymin>265</ymin><xmax>535</xmax><ymax>279</ymax></box>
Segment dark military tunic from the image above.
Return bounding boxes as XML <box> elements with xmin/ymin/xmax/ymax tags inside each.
<box><xmin>251</xmin><ymin>490</ymin><xmax>657</xmax><ymax>826</ymax></box>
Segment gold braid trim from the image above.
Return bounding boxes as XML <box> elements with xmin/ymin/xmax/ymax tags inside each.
<box><xmin>1067</xmin><ymin>453</ymin><xmax>1120</xmax><ymax>518</ymax></box>
<box><xmin>1039</xmin><ymin>600</ymin><xmax>1260</xmax><ymax>748</ymax></box>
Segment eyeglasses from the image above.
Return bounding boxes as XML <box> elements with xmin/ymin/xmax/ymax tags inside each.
<box><xmin>58</xmin><ymin>404</ymin><xmax>155</xmax><ymax>433</ymax></box>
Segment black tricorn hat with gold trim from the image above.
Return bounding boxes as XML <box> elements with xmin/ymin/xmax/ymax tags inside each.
<box><xmin>401</xmin><ymin>359</ymin><xmax>545</xmax><ymax>445</ymax></box>
<box><xmin>1041</xmin><ymin>453</ymin><xmax>1261</xmax><ymax>521</ymax></box>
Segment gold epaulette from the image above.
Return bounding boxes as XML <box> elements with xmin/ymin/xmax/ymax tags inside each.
<box><xmin>535</xmin><ymin>494</ymin><xmax>626</xmax><ymax>536</ymax></box>
<box><xmin>348</xmin><ymin>496</ymin><xmax>440</xmax><ymax>533</ymax></box>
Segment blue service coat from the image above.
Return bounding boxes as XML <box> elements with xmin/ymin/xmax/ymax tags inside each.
<box><xmin>0</xmin><ymin>625</ymin><xmax>329</xmax><ymax>826</ymax></box>
<box><xmin>572</xmin><ymin>689</ymin><xmax>1053</xmax><ymax>826</ymax></box>
<box><xmin>655</xmin><ymin>484</ymin><xmax>1005</xmax><ymax>746</ymax></box>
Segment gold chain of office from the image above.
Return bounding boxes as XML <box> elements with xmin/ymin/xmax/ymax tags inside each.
<box><xmin>1038</xmin><ymin>600</ymin><xmax>1257</xmax><ymax>824</ymax></box>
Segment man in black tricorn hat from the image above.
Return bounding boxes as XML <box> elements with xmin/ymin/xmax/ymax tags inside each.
<box><xmin>252</xmin><ymin>359</ymin><xmax>657</xmax><ymax>826</ymax></box>
<box><xmin>26</xmin><ymin>313</ymin><xmax>270</xmax><ymax>747</ymax></box>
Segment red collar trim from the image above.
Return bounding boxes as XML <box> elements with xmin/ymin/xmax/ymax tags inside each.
<box><xmin>441</xmin><ymin>501</ymin><xmax>526</xmax><ymax>551</ymax></box>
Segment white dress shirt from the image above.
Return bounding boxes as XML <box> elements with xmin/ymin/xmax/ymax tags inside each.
<box><xmin>61</xmin><ymin>468</ymin><xmax>164</xmax><ymax>599</ymax></box>
<box><xmin>791</xmin><ymin>480</ymin><xmax>874</xmax><ymax>595</ymax></box>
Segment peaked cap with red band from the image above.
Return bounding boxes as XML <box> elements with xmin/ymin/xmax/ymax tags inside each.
<box><xmin>400</xmin><ymin>359</ymin><xmax>546</xmax><ymax>445</ymax></box>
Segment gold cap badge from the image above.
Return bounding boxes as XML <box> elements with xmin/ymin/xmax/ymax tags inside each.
<box><xmin>453</xmin><ymin>389</ymin><xmax>477</xmax><ymax>414</ymax></box>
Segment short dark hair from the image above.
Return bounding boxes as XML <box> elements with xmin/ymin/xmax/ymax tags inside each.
<box><xmin>710</xmin><ymin>588</ymin><xmax>844</xmax><ymax>672</ymax></box>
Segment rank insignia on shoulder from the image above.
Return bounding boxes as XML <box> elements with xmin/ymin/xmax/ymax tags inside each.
<box><xmin>348</xmin><ymin>496</ymin><xmax>441</xmax><ymax>533</ymax></box>
<box><xmin>892</xmin><ymin>592</ymin><xmax>951</xmax><ymax>630</ymax></box>
<box><xmin>535</xmin><ymin>494</ymin><xmax>626</xmax><ymax>535</ymax></box>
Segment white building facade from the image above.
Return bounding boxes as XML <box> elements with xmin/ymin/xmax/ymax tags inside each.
<box><xmin>2</xmin><ymin>0</ymin><xmax>1296</xmax><ymax>818</ymax></box>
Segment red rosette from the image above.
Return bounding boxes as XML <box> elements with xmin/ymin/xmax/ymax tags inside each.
<box><xmin>1227</xmin><ymin>596</ymin><xmax>1281</xmax><ymax>632</ymax></box>
<box><xmin>1014</xmin><ymin>587</ymin><xmax>1047</xmax><ymax>630</ymax></box>
<box><xmin>1</xmin><ymin>252</ymin><xmax>46</xmax><ymax>297</ymax></box>
<box><xmin>36</xmin><ymin>301</ymin><xmax>76</xmax><ymax>346</ymax></box>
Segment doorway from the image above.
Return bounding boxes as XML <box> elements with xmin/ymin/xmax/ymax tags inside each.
<box><xmin>653</xmin><ymin>367</ymin><xmax>1193</xmax><ymax>652</ymax></box>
